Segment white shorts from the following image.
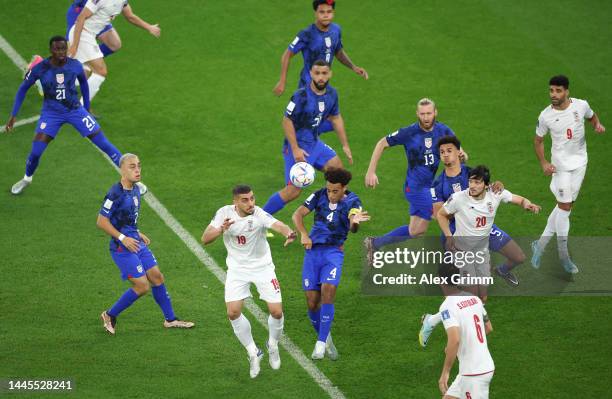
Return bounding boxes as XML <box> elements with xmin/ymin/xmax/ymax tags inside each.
<box><xmin>68</xmin><ymin>25</ymin><xmax>103</xmax><ymax>63</ymax></box>
<box><xmin>224</xmin><ymin>265</ymin><xmax>282</xmax><ymax>303</ymax></box>
<box><xmin>550</xmin><ymin>164</ymin><xmax>587</xmax><ymax>203</ymax></box>
<box><xmin>445</xmin><ymin>371</ymin><xmax>493</xmax><ymax>399</ymax></box>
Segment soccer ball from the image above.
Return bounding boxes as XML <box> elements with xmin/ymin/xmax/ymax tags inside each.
<box><xmin>290</xmin><ymin>162</ymin><xmax>316</xmax><ymax>188</ymax></box>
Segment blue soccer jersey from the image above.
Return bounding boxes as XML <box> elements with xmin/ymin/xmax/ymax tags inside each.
<box><xmin>284</xmin><ymin>84</ymin><xmax>339</xmax><ymax>149</ymax></box>
<box><xmin>386</xmin><ymin>122</ymin><xmax>455</xmax><ymax>191</ymax></box>
<box><xmin>99</xmin><ymin>182</ymin><xmax>141</xmax><ymax>251</ymax></box>
<box><xmin>288</xmin><ymin>23</ymin><xmax>343</xmax><ymax>87</ymax></box>
<box><xmin>21</xmin><ymin>58</ymin><xmax>88</xmax><ymax>114</ymax></box>
<box><xmin>303</xmin><ymin>188</ymin><xmax>362</xmax><ymax>247</ymax></box>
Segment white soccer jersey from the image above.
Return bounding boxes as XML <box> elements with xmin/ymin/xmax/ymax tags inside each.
<box><xmin>84</xmin><ymin>0</ymin><xmax>128</xmax><ymax>35</ymax></box>
<box><xmin>211</xmin><ymin>205</ymin><xmax>278</xmax><ymax>270</ymax></box>
<box><xmin>440</xmin><ymin>295</ymin><xmax>495</xmax><ymax>376</ymax></box>
<box><xmin>443</xmin><ymin>189</ymin><xmax>513</xmax><ymax>249</ymax></box>
<box><xmin>536</xmin><ymin>98</ymin><xmax>594</xmax><ymax>171</ymax></box>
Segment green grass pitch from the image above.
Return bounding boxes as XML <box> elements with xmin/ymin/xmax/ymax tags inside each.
<box><xmin>1</xmin><ymin>1</ymin><xmax>611</xmax><ymax>397</ymax></box>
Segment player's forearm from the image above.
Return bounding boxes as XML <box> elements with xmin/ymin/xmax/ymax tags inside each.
<box><xmin>331</xmin><ymin>116</ymin><xmax>349</xmax><ymax>147</ymax></box>
<box><xmin>589</xmin><ymin>113</ymin><xmax>602</xmax><ymax>129</ymax></box>
<box><xmin>366</xmin><ymin>138</ymin><xmax>388</xmax><ymax>174</ymax></box>
<box><xmin>11</xmin><ymin>82</ymin><xmax>31</xmax><ymax>117</ymax></box>
<box><xmin>126</xmin><ymin>14</ymin><xmax>151</xmax><ymax>31</ymax></box>
<box><xmin>436</xmin><ymin>212</ymin><xmax>453</xmax><ymax>237</ymax></box>
<box><xmin>96</xmin><ymin>215</ymin><xmax>122</xmax><ymax>240</ymax></box>
<box><xmin>201</xmin><ymin>225</ymin><xmax>222</xmax><ymax>245</ymax></box>
<box><xmin>78</xmin><ymin>73</ymin><xmax>91</xmax><ymax>110</ymax></box>
<box><xmin>278</xmin><ymin>50</ymin><xmax>293</xmax><ymax>82</ymax></box>
<box><xmin>533</xmin><ymin>136</ymin><xmax>547</xmax><ymax>164</ymax></box>
<box><xmin>442</xmin><ymin>342</ymin><xmax>459</xmax><ymax>374</ymax></box>
<box><xmin>292</xmin><ymin>212</ymin><xmax>309</xmax><ymax>237</ymax></box>
<box><xmin>335</xmin><ymin>48</ymin><xmax>355</xmax><ymax>70</ymax></box>
<box><xmin>271</xmin><ymin>221</ymin><xmax>293</xmax><ymax>238</ymax></box>
<box><xmin>72</xmin><ymin>15</ymin><xmax>86</xmax><ymax>48</ymax></box>
<box><xmin>283</xmin><ymin>117</ymin><xmax>300</xmax><ymax>151</ymax></box>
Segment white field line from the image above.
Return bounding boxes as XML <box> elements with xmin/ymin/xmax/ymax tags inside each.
<box><xmin>0</xmin><ymin>32</ymin><xmax>346</xmax><ymax>399</ymax></box>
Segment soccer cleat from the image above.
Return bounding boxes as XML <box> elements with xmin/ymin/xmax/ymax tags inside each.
<box><xmin>495</xmin><ymin>266</ymin><xmax>519</xmax><ymax>286</ymax></box>
<box><xmin>530</xmin><ymin>241</ymin><xmax>543</xmax><ymax>269</ymax></box>
<box><xmin>136</xmin><ymin>182</ymin><xmax>148</xmax><ymax>196</ymax></box>
<box><xmin>10</xmin><ymin>178</ymin><xmax>31</xmax><ymax>195</ymax></box>
<box><xmin>364</xmin><ymin>237</ymin><xmax>375</xmax><ymax>265</ymax></box>
<box><xmin>249</xmin><ymin>348</ymin><xmax>264</xmax><ymax>378</ymax></box>
<box><xmin>266</xmin><ymin>342</ymin><xmax>281</xmax><ymax>370</ymax></box>
<box><xmin>561</xmin><ymin>258</ymin><xmax>579</xmax><ymax>274</ymax></box>
<box><xmin>100</xmin><ymin>311</ymin><xmax>116</xmax><ymax>335</ymax></box>
<box><xmin>419</xmin><ymin>314</ymin><xmax>435</xmax><ymax>347</ymax></box>
<box><xmin>311</xmin><ymin>340</ymin><xmax>326</xmax><ymax>360</ymax></box>
<box><xmin>25</xmin><ymin>55</ymin><xmax>44</xmax><ymax>96</ymax></box>
<box><xmin>325</xmin><ymin>334</ymin><xmax>338</xmax><ymax>360</ymax></box>
<box><xmin>163</xmin><ymin>319</ymin><xmax>195</xmax><ymax>329</ymax></box>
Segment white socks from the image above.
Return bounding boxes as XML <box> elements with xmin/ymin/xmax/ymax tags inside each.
<box><xmin>555</xmin><ymin>208</ymin><xmax>571</xmax><ymax>260</ymax></box>
<box><xmin>230</xmin><ymin>314</ymin><xmax>258</xmax><ymax>357</ymax></box>
<box><xmin>87</xmin><ymin>73</ymin><xmax>106</xmax><ymax>102</ymax></box>
<box><xmin>23</xmin><ymin>174</ymin><xmax>33</xmax><ymax>182</ymax></box>
<box><xmin>537</xmin><ymin>206</ymin><xmax>559</xmax><ymax>250</ymax></box>
<box><xmin>429</xmin><ymin>312</ymin><xmax>442</xmax><ymax>327</ymax></box>
<box><xmin>267</xmin><ymin>314</ymin><xmax>284</xmax><ymax>348</ymax></box>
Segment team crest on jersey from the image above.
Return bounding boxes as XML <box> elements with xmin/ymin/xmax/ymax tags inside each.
<box><xmin>133</xmin><ymin>196</ymin><xmax>139</xmax><ymax>207</ymax></box>
<box><xmin>56</xmin><ymin>74</ymin><xmax>64</xmax><ymax>84</ymax></box>
<box><xmin>319</xmin><ymin>101</ymin><xmax>325</xmax><ymax>112</ymax></box>
<box><xmin>40</xmin><ymin>122</ymin><xmax>47</xmax><ymax>129</ymax></box>
<box><xmin>328</xmin><ymin>203</ymin><xmax>338</xmax><ymax>211</ymax></box>
<box><xmin>424</xmin><ymin>137</ymin><xmax>432</xmax><ymax>148</ymax></box>
<box><xmin>452</xmin><ymin>183</ymin><xmax>462</xmax><ymax>192</ymax></box>
<box><xmin>325</xmin><ymin>37</ymin><xmax>332</xmax><ymax>48</ymax></box>
<box><xmin>573</xmin><ymin>111</ymin><xmax>580</xmax><ymax>123</ymax></box>
<box><xmin>487</xmin><ymin>201</ymin><xmax>493</xmax><ymax>214</ymax></box>
<box><xmin>247</xmin><ymin>219</ymin><xmax>254</xmax><ymax>232</ymax></box>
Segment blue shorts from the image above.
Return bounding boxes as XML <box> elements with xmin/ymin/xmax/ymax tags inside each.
<box><xmin>404</xmin><ymin>186</ymin><xmax>433</xmax><ymax>220</ymax></box>
<box><xmin>36</xmin><ymin>107</ymin><xmax>100</xmax><ymax>138</ymax></box>
<box><xmin>488</xmin><ymin>224</ymin><xmax>512</xmax><ymax>252</ymax></box>
<box><xmin>302</xmin><ymin>245</ymin><xmax>344</xmax><ymax>290</ymax></box>
<box><xmin>110</xmin><ymin>244</ymin><xmax>158</xmax><ymax>280</ymax></box>
<box><xmin>283</xmin><ymin>140</ymin><xmax>336</xmax><ymax>185</ymax></box>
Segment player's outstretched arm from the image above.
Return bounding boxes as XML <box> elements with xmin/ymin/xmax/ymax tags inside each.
<box><xmin>365</xmin><ymin>137</ymin><xmax>390</xmax><ymax>188</ymax></box>
<box><xmin>329</xmin><ymin>114</ymin><xmax>353</xmax><ymax>165</ymax></box>
<box><xmin>335</xmin><ymin>48</ymin><xmax>368</xmax><ymax>80</ymax></box>
<box><xmin>534</xmin><ymin>135</ymin><xmax>555</xmax><ymax>176</ymax></box>
<box><xmin>201</xmin><ymin>218</ymin><xmax>234</xmax><ymax>245</ymax></box>
<box><xmin>96</xmin><ymin>214</ymin><xmax>140</xmax><ymax>253</ymax></box>
<box><xmin>270</xmin><ymin>221</ymin><xmax>297</xmax><ymax>247</ymax></box>
<box><xmin>5</xmin><ymin>78</ymin><xmax>37</xmax><ymax>133</ymax></box>
<box><xmin>68</xmin><ymin>8</ymin><xmax>93</xmax><ymax>58</ymax></box>
<box><xmin>510</xmin><ymin>194</ymin><xmax>541</xmax><ymax>214</ymax></box>
<box><xmin>588</xmin><ymin>113</ymin><xmax>606</xmax><ymax>134</ymax></box>
<box><xmin>349</xmin><ymin>210</ymin><xmax>370</xmax><ymax>233</ymax></box>
<box><xmin>292</xmin><ymin>205</ymin><xmax>312</xmax><ymax>249</ymax></box>
<box><xmin>439</xmin><ymin>326</ymin><xmax>460</xmax><ymax>395</ymax></box>
<box><xmin>273</xmin><ymin>50</ymin><xmax>295</xmax><ymax>96</ymax></box>
<box><xmin>122</xmin><ymin>5</ymin><xmax>161</xmax><ymax>37</ymax></box>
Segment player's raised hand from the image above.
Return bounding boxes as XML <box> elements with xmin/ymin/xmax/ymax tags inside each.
<box><xmin>139</xmin><ymin>232</ymin><xmax>151</xmax><ymax>245</ymax></box>
<box><xmin>491</xmin><ymin>180</ymin><xmax>505</xmax><ymax>194</ymax></box>
<box><xmin>148</xmin><ymin>24</ymin><xmax>161</xmax><ymax>38</ymax></box>
<box><xmin>523</xmin><ymin>201</ymin><xmax>541</xmax><ymax>214</ymax></box>
<box><xmin>292</xmin><ymin>147</ymin><xmax>309</xmax><ymax>163</ymax></box>
<box><xmin>122</xmin><ymin>236</ymin><xmax>140</xmax><ymax>253</ymax></box>
<box><xmin>342</xmin><ymin>145</ymin><xmax>353</xmax><ymax>165</ymax></box>
<box><xmin>594</xmin><ymin>123</ymin><xmax>606</xmax><ymax>134</ymax></box>
<box><xmin>459</xmin><ymin>149</ymin><xmax>469</xmax><ymax>163</ymax></box>
<box><xmin>300</xmin><ymin>234</ymin><xmax>312</xmax><ymax>250</ymax></box>
<box><xmin>4</xmin><ymin>116</ymin><xmax>16</xmax><ymax>133</ymax></box>
<box><xmin>221</xmin><ymin>218</ymin><xmax>235</xmax><ymax>232</ymax></box>
<box><xmin>273</xmin><ymin>80</ymin><xmax>286</xmax><ymax>96</ymax></box>
<box><xmin>540</xmin><ymin>161</ymin><xmax>556</xmax><ymax>176</ymax></box>
<box><xmin>352</xmin><ymin>211</ymin><xmax>371</xmax><ymax>224</ymax></box>
<box><xmin>365</xmin><ymin>171</ymin><xmax>379</xmax><ymax>188</ymax></box>
<box><xmin>284</xmin><ymin>231</ymin><xmax>297</xmax><ymax>247</ymax></box>
<box><xmin>352</xmin><ymin>66</ymin><xmax>369</xmax><ymax>80</ymax></box>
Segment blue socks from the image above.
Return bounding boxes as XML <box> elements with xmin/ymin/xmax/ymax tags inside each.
<box><xmin>25</xmin><ymin>140</ymin><xmax>49</xmax><ymax>177</ymax></box>
<box><xmin>373</xmin><ymin>225</ymin><xmax>411</xmax><ymax>249</ymax></box>
<box><xmin>318</xmin><ymin>304</ymin><xmax>335</xmax><ymax>342</ymax></box>
<box><xmin>152</xmin><ymin>284</ymin><xmax>176</xmax><ymax>321</ymax></box>
<box><xmin>108</xmin><ymin>288</ymin><xmax>140</xmax><ymax>317</ymax></box>
<box><xmin>89</xmin><ymin>130</ymin><xmax>121</xmax><ymax>166</ymax></box>
<box><xmin>308</xmin><ymin>309</ymin><xmax>321</xmax><ymax>333</ymax></box>
<box><xmin>263</xmin><ymin>192</ymin><xmax>287</xmax><ymax>215</ymax></box>
<box><xmin>99</xmin><ymin>44</ymin><xmax>115</xmax><ymax>57</ymax></box>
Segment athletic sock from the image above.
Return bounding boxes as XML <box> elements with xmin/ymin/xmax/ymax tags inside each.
<box><xmin>25</xmin><ymin>140</ymin><xmax>49</xmax><ymax>177</ymax></box>
<box><xmin>152</xmin><ymin>284</ymin><xmax>176</xmax><ymax>321</ymax></box>
<box><xmin>555</xmin><ymin>208</ymin><xmax>571</xmax><ymax>260</ymax></box>
<box><xmin>267</xmin><ymin>314</ymin><xmax>284</xmax><ymax>348</ymax></box>
<box><xmin>373</xmin><ymin>225</ymin><xmax>411</xmax><ymax>249</ymax></box>
<box><xmin>263</xmin><ymin>192</ymin><xmax>286</xmax><ymax>215</ymax></box>
<box><xmin>89</xmin><ymin>130</ymin><xmax>121</xmax><ymax>166</ymax></box>
<box><xmin>230</xmin><ymin>314</ymin><xmax>258</xmax><ymax>356</ymax></box>
<box><xmin>307</xmin><ymin>309</ymin><xmax>321</xmax><ymax>334</ymax></box>
<box><xmin>537</xmin><ymin>206</ymin><xmax>559</xmax><ymax>250</ymax></box>
<box><xmin>317</xmin><ymin>303</ymin><xmax>335</xmax><ymax>343</ymax></box>
<box><xmin>99</xmin><ymin>44</ymin><xmax>115</xmax><ymax>57</ymax></box>
<box><xmin>429</xmin><ymin>312</ymin><xmax>442</xmax><ymax>327</ymax></box>
<box><xmin>87</xmin><ymin>73</ymin><xmax>106</xmax><ymax>101</ymax></box>
<box><xmin>108</xmin><ymin>288</ymin><xmax>140</xmax><ymax>317</ymax></box>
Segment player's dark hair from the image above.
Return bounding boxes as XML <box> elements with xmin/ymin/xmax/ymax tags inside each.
<box><xmin>549</xmin><ymin>75</ymin><xmax>569</xmax><ymax>89</ymax></box>
<box><xmin>312</xmin><ymin>59</ymin><xmax>331</xmax><ymax>69</ymax></box>
<box><xmin>232</xmin><ymin>185</ymin><xmax>252</xmax><ymax>196</ymax></box>
<box><xmin>49</xmin><ymin>35</ymin><xmax>67</xmax><ymax>47</ymax></box>
<box><xmin>438</xmin><ymin>261</ymin><xmax>460</xmax><ymax>288</ymax></box>
<box><xmin>313</xmin><ymin>0</ymin><xmax>335</xmax><ymax>11</ymax></box>
<box><xmin>325</xmin><ymin>168</ymin><xmax>352</xmax><ymax>186</ymax></box>
<box><xmin>437</xmin><ymin>135</ymin><xmax>461</xmax><ymax>150</ymax></box>
<box><xmin>468</xmin><ymin>165</ymin><xmax>490</xmax><ymax>185</ymax></box>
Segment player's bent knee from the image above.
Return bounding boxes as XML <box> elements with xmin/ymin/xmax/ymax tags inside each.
<box><xmin>227</xmin><ymin>309</ymin><xmax>242</xmax><ymax>320</ymax></box>
<box><xmin>269</xmin><ymin>307</ymin><xmax>283</xmax><ymax>319</ymax></box>
<box><xmin>133</xmin><ymin>282</ymin><xmax>150</xmax><ymax>296</ymax></box>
